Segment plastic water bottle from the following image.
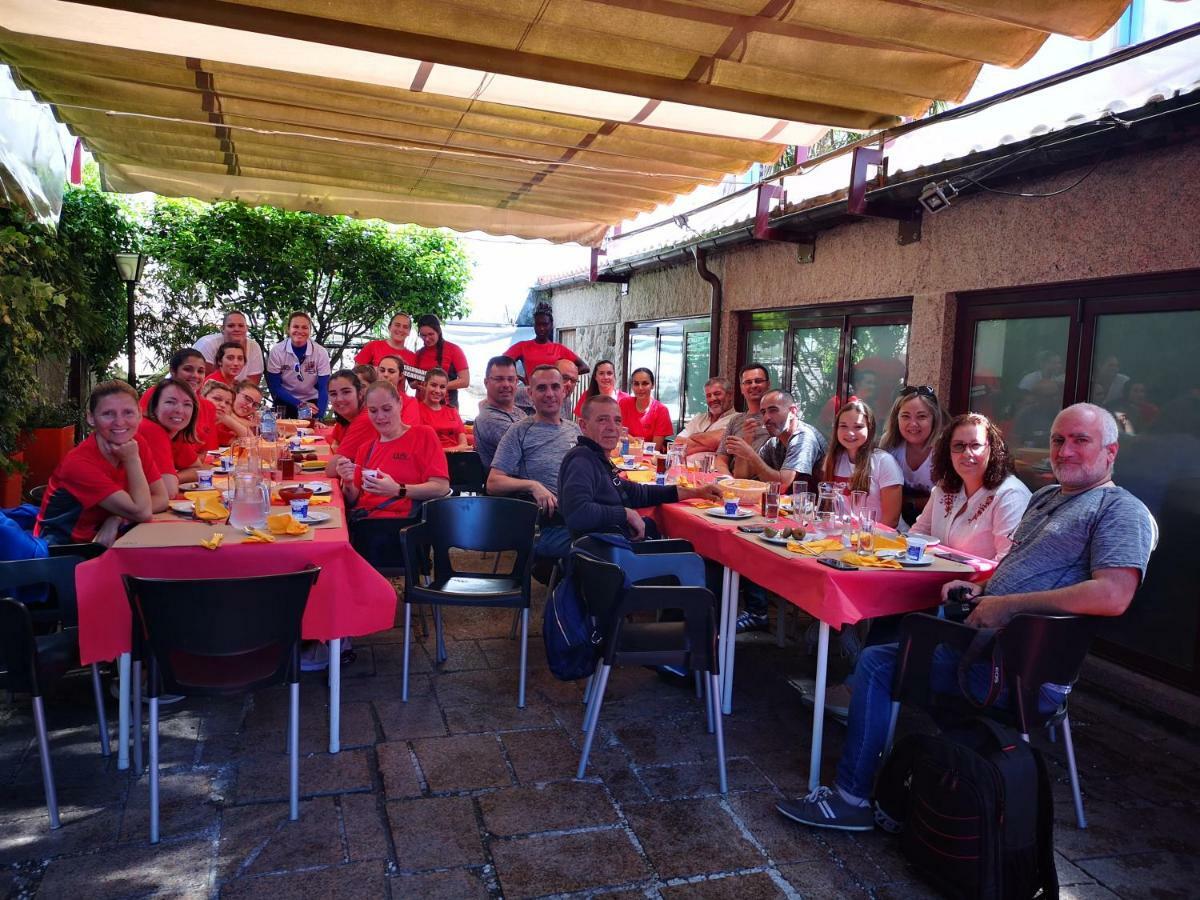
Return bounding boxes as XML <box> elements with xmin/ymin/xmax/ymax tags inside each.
<box><xmin>260</xmin><ymin>405</ymin><xmax>277</xmax><ymax>444</ymax></box>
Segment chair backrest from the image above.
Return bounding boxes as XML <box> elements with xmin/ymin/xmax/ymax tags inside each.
<box><xmin>122</xmin><ymin>566</ymin><xmax>321</xmax><ymax>696</ymax></box>
<box><xmin>0</xmin><ymin>597</ymin><xmax>39</xmax><ymax>694</ymax></box>
<box><xmin>997</xmin><ymin>613</ymin><xmax>1095</xmax><ymax>728</ymax></box>
<box><xmin>446</xmin><ymin>451</ymin><xmax>487</xmax><ymax>495</ymax></box>
<box><xmin>423</xmin><ymin>495</ymin><xmax>538</xmax><ymax>576</ymax></box>
<box><xmin>0</xmin><ymin>555</ymin><xmax>86</xmax><ymax>627</ymax></box>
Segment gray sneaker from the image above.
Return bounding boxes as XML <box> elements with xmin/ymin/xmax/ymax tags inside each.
<box><xmin>776</xmin><ymin>786</ymin><xmax>875</xmax><ymax>832</ymax></box>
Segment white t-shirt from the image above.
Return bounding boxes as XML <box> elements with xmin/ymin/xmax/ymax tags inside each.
<box><xmin>888</xmin><ymin>443</ymin><xmax>934</xmax><ymax>492</ymax></box>
<box><xmin>266</xmin><ymin>339</ymin><xmax>332</xmax><ymax>403</ymax></box>
<box><xmin>833</xmin><ymin>448</ymin><xmax>903</xmax><ymax>515</ymax></box>
<box><xmin>193</xmin><ymin>332</ymin><xmax>266</xmax><ymax>381</ymax></box>
<box><xmin>679</xmin><ymin>408</ymin><xmax>736</xmax><ymax>439</ymax></box>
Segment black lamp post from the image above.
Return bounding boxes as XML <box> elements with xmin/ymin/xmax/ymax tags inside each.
<box><xmin>114</xmin><ymin>251</ymin><xmax>146</xmax><ymax>384</ymax></box>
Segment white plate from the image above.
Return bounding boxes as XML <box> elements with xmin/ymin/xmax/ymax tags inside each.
<box><xmin>169</xmin><ymin>500</ymin><xmax>194</xmax><ymax>514</ymax></box>
<box><xmin>298</xmin><ymin>511</ymin><xmax>331</xmax><ymax>525</ymax></box>
<box><xmin>759</xmin><ymin>532</ymin><xmax>800</xmax><ymax>546</ymax></box>
<box><xmin>178</xmin><ymin>482</ymin><xmax>198</xmax><ymax>491</ymax></box>
<box><xmin>302</xmin><ymin>481</ymin><xmax>332</xmax><ymax>495</ymax></box>
<box><xmin>613</xmin><ymin>462</ymin><xmax>646</xmax><ymax>472</ymax></box>
<box><xmin>705</xmin><ymin>507</ymin><xmax>755</xmax><ymax>520</ymax></box>
<box><xmin>899</xmin><ymin>558</ymin><xmax>933</xmax><ymax>567</ymax></box>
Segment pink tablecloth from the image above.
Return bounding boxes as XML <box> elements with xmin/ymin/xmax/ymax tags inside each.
<box><xmin>75</xmin><ymin>474</ymin><xmax>398</xmax><ymax>665</ymax></box>
<box><xmin>656</xmin><ymin>503</ymin><xmax>994</xmax><ymax>629</ymax></box>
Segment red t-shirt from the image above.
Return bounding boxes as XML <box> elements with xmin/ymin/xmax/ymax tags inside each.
<box><xmin>139</xmin><ymin>385</ymin><xmax>218</xmax><ymax>453</ymax></box>
<box><xmin>332</xmin><ymin>411</ymin><xmax>376</xmax><ymax>462</ymax></box>
<box><xmin>418</xmin><ymin>403</ymin><xmax>465</xmax><ymax>448</ymax></box>
<box><xmin>136</xmin><ymin>418</ymin><xmax>178</xmax><ymax>477</ymax></box>
<box><xmin>504</xmin><ymin>340</ymin><xmax>581</xmax><ymax>377</ymax></box>
<box><xmin>414</xmin><ymin>342</ymin><xmax>469</xmax><ymax>378</ymax></box>
<box><xmin>35</xmin><ymin>433</ymin><xmax>162</xmax><ymax>545</ymax></box>
<box><xmin>204</xmin><ymin>370</ymin><xmax>239</xmax><ymax>387</ymax></box>
<box><xmin>350</xmin><ymin>425</ymin><xmax>448</xmax><ymax>519</ymax></box>
<box><xmin>354</xmin><ymin>340</ymin><xmax>417</xmax><ymax>368</ymax></box>
<box><xmin>575</xmin><ymin>389</ymin><xmax>630</xmax><ymax>418</ymax></box>
<box><xmin>619</xmin><ymin>395</ymin><xmax>674</xmax><ymax>440</ymax></box>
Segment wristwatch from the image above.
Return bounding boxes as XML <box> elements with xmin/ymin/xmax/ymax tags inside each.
<box><xmin>395</xmin><ymin>483</ymin><xmax>408</xmax><ymax>498</ymax></box>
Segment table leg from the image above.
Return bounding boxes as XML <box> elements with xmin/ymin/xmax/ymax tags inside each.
<box><xmin>807</xmin><ymin>621</ymin><xmax>831</xmax><ymax>792</ymax></box>
<box><xmin>117</xmin><ymin>652</ymin><xmax>130</xmax><ymax>771</ymax></box>
<box><xmin>328</xmin><ymin>638</ymin><xmax>341</xmax><ymax>754</ymax></box>
<box><xmin>723</xmin><ymin>569</ymin><xmax>740</xmax><ymax>716</ymax></box>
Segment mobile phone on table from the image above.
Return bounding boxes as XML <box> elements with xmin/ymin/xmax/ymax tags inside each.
<box><xmin>935</xmin><ymin>551</ymin><xmax>973</xmax><ymax>564</ymax></box>
<box><xmin>737</xmin><ymin>524</ymin><xmax>765</xmax><ymax>533</ymax></box>
<box><xmin>817</xmin><ymin>557</ymin><xmax>858</xmax><ymax>571</ymax></box>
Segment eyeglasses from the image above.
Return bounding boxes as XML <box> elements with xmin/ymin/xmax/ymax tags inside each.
<box><xmin>950</xmin><ymin>441</ymin><xmax>987</xmax><ymax>455</ymax></box>
<box><xmin>741</xmin><ymin>377</ymin><xmax>768</xmax><ymax>386</ymax></box>
<box><xmin>900</xmin><ymin>384</ymin><xmax>937</xmax><ymax>399</ymax></box>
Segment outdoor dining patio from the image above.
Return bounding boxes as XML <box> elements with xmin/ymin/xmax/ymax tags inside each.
<box><xmin>3</xmin><ymin>573</ymin><xmax>1198</xmax><ymax>899</ymax></box>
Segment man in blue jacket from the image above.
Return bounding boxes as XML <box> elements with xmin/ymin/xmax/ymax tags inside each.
<box><xmin>559</xmin><ymin>395</ymin><xmax>721</xmax><ymax>540</ymax></box>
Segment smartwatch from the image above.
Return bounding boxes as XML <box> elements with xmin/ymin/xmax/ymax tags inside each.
<box><xmin>395</xmin><ymin>483</ymin><xmax>408</xmax><ymax>499</ymax></box>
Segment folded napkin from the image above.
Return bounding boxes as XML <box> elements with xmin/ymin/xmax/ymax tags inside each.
<box><xmin>308</xmin><ymin>494</ymin><xmax>332</xmax><ymax>505</ymax></box>
<box><xmin>241</xmin><ymin>527</ymin><xmax>276</xmax><ymax>543</ymax></box>
<box><xmin>625</xmin><ymin>470</ymin><xmax>655</xmax><ymax>483</ymax></box>
<box><xmin>842</xmin><ymin>552</ymin><xmax>903</xmax><ymax>569</ymax></box>
<box><xmin>183</xmin><ymin>490</ymin><xmax>229</xmax><ymax>520</ymax></box>
<box><xmin>267</xmin><ymin>513</ymin><xmax>309</xmax><ymax>536</ymax></box>
<box><xmin>199</xmin><ymin>532</ymin><xmax>225</xmax><ymax>551</ymax></box>
<box><xmin>300</xmin><ymin>436</ymin><xmax>319</xmax><ymax>444</ymax></box>
<box><xmin>688</xmin><ymin>499</ymin><xmax>720</xmax><ymax>509</ymax></box>
<box><xmin>872</xmin><ymin>533</ymin><xmax>907</xmax><ymax>551</ymax></box>
<box><xmin>300</xmin><ymin>460</ymin><xmax>326</xmax><ymax>471</ymax></box>
<box><xmin>795</xmin><ymin>538</ymin><xmax>845</xmax><ymax>554</ymax></box>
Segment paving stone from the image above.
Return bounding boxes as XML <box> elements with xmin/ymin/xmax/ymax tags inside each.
<box><xmin>374</xmin><ymin>697</ymin><xmax>448</xmax><ymax>741</ymax></box>
<box><xmin>725</xmin><ymin>791</ymin><xmax>829</xmax><ymax>865</ymax></box>
<box><xmin>501</xmin><ymin>726</ymin><xmax>580</xmax><ymax>784</ymax></box>
<box><xmin>388</xmin><ymin>867</ymin><xmax>491</xmax><ymax>899</ymax></box>
<box><xmin>118</xmin><ymin>771</ymin><xmax>220</xmax><ymax>841</ymax></box>
<box><xmin>1054</xmin><ymin>800</ymin><xmax>1200</xmax><ymax>860</ymax></box>
<box><xmin>220</xmin><ymin>860</ymin><xmax>388</xmax><ymax>899</ymax></box>
<box><xmin>1055</xmin><ymin>851</ymin><xmax>1098</xmax><ymax>886</ymax></box>
<box><xmin>777</xmin><ymin>857</ymin><xmax>870</xmax><ymax>898</ymax></box>
<box><xmin>442</xmin><ymin>700</ymin><xmax>557</xmax><ymax>734</ymax></box>
<box><xmin>637</xmin><ymin>757</ymin><xmax>766</xmax><ymax>800</ymax></box>
<box><xmin>375</xmin><ymin>740</ymin><xmax>424</xmax><ymax>798</ymax></box>
<box><xmin>0</xmin><ymin>802</ymin><xmax>123</xmax><ymax>865</ymax></box>
<box><xmin>1059</xmin><ymin>886</ymin><xmax>1122</xmax><ymax>899</ymax></box>
<box><xmin>217</xmin><ymin>798</ymin><xmax>344</xmax><ymax>880</ymax></box>
<box><xmin>610</xmin><ymin>716</ymin><xmax>718</xmax><ymax>767</ymax></box>
<box><xmin>370</xmin><ymin>639</ymin><xmax>434</xmax><ymax>676</ymax></box>
<box><xmin>1075</xmin><ymin>850</ymin><xmax>1200</xmax><ymax>899</ymax></box>
<box><xmin>660</xmin><ymin>871</ymin><xmax>788</xmax><ymax>898</ymax></box>
<box><xmin>479</xmin><ymin>781</ymin><xmax>618</xmax><ymax>836</ymax></box>
<box><xmin>388</xmin><ymin>796</ymin><xmax>486</xmax><ymax>870</ymax></box>
<box><xmin>233</xmin><ymin>748</ymin><xmax>372</xmax><ymax>802</ymax></box>
<box><xmin>343</xmin><ymin>673</ymin><xmax>432</xmax><ymax>703</ymax></box>
<box><xmin>491</xmin><ymin>828</ymin><xmax>650</xmax><ymax>898</ymax></box>
<box><xmin>435</xmin><ymin>669</ymin><xmax>536</xmax><ymax>709</ymax></box>
<box><xmin>431</xmin><ymin>639</ymin><xmax>493</xmax><ymax>672</ymax></box>
<box><xmin>623</xmin><ymin>797</ymin><xmax>766</xmax><ymax>879</ymax></box>
<box><xmin>478</xmin><ymin>636</ymin><xmax>548</xmax><ymax>670</ymax></box>
<box><xmin>38</xmin><ymin>836</ymin><xmax>212</xmax><ymax>900</ymax></box>
<box><xmin>340</xmin><ymin>792</ymin><xmax>392</xmax><ymax>861</ymax></box>
<box><xmin>411</xmin><ymin>733</ymin><xmax>512</xmax><ymax>792</ymax></box>
<box><xmin>872</xmin><ymin>881</ymin><xmax>945</xmax><ymax>899</ymax></box>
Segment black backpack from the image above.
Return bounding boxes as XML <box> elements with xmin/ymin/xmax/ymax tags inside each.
<box><xmin>874</xmin><ymin>717</ymin><xmax>1059</xmax><ymax>900</ymax></box>
<box><xmin>543</xmin><ymin>555</ymin><xmax>601</xmax><ymax>681</ymax></box>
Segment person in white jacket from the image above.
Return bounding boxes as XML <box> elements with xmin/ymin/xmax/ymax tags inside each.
<box><xmin>911</xmin><ymin>412</ymin><xmax>1032</xmax><ymax>562</ymax></box>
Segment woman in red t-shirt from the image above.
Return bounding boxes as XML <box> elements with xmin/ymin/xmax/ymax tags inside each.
<box><xmin>139</xmin><ymin>380</ymin><xmax>200</xmax><ymax>498</ymax></box>
<box><xmin>377</xmin><ymin>355</ymin><xmax>406</xmax><ymax>390</ymax></box>
<box><xmin>418</xmin><ymin>368</ymin><xmax>468</xmax><ymax>451</ymax></box>
<box><xmin>504</xmin><ymin>305</ymin><xmax>588</xmax><ymax>383</ymax></box>
<box><xmin>354</xmin><ymin>312</ymin><xmax>417</xmax><ymax>369</ymax></box>
<box><xmin>334</xmin><ymin>381</ymin><xmax>450</xmax><ymax>566</ymax></box>
<box><xmin>325</xmin><ymin>368</ymin><xmax>421</xmax><ymax>477</ymax></box>
<box><xmin>414</xmin><ymin>314</ymin><xmax>470</xmax><ymax>408</ymax></box>
<box><xmin>141</xmin><ymin>348</ymin><xmax>220</xmax><ymax>457</ymax></box>
<box><xmin>619</xmin><ymin>367</ymin><xmax>675</xmax><ymax>452</ymax></box>
<box><xmin>36</xmin><ymin>380</ymin><xmax>168</xmax><ymax>546</ymax></box>
<box><xmin>574</xmin><ymin>359</ymin><xmax>630</xmax><ymax>417</ymax></box>
<box><xmin>204</xmin><ymin>341</ymin><xmax>247</xmax><ymax>387</ymax></box>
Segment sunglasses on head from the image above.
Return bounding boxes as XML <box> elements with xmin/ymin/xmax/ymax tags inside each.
<box><xmin>899</xmin><ymin>384</ymin><xmax>937</xmax><ymax>399</ymax></box>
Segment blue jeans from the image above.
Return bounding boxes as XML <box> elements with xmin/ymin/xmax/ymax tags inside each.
<box><xmin>535</xmin><ymin>525</ymin><xmax>573</xmax><ymax>560</ymax></box>
<box><xmin>835</xmin><ymin>643</ymin><xmax>1067</xmax><ymax>799</ymax></box>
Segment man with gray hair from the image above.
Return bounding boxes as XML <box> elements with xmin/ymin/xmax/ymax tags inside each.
<box><xmin>677</xmin><ymin>376</ymin><xmax>736</xmax><ymax>457</ymax></box>
<box><xmin>778</xmin><ymin>402</ymin><xmax>1156</xmax><ymax>832</ymax></box>
<box><xmin>724</xmin><ymin>389</ymin><xmax>826</xmax><ymax>493</ymax></box>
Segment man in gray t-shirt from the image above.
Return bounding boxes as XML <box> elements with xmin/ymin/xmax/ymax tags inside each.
<box><xmin>727</xmin><ymin>389</ymin><xmax>827</xmax><ymax>492</ymax></box>
<box><xmin>486</xmin><ymin>365</ymin><xmax>581</xmax><ymax>558</ymax></box>
<box><xmin>779</xmin><ymin>403</ymin><xmax>1156</xmax><ymax>833</ymax></box>
<box><xmin>473</xmin><ymin>355</ymin><xmax>527</xmax><ymax>468</ymax></box>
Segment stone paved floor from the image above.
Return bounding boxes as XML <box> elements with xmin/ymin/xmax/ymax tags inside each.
<box><xmin>2</xmin><ymin>571</ymin><xmax>1199</xmax><ymax>899</ymax></box>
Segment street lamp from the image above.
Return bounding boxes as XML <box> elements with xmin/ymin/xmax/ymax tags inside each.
<box><xmin>114</xmin><ymin>251</ymin><xmax>146</xmax><ymax>384</ymax></box>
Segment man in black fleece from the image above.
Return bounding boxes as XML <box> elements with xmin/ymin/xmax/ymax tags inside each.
<box><xmin>559</xmin><ymin>395</ymin><xmax>722</xmax><ymax>539</ymax></box>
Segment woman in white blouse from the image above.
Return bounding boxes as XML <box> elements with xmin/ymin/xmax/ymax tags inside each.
<box><xmin>879</xmin><ymin>385</ymin><xmax>948</xmax><ymax>528</ymax></box>
<box><xmin>911</xmin><ymin>412</ymin><xmax>1032</xmax><ymax>562</ymax></box>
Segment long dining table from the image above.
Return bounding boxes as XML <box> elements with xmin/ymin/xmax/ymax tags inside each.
<box><xmin>653</xmin><ymin>498</ymin><xmax>995</xmax><ymax>791</ymax></box>
<box><xmin>74</xmin><ymin>436</ymin><xmax>397</xmax><ymax>770</ymax></box>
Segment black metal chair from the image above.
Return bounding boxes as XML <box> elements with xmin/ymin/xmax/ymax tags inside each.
<box><xmin>887</xmin><ymin>612</ymin><xmax>1095</xmax><ymax>828</ymax></box>
<box><xmin>26</xmin><ymin>484</ymin><xmax>47</xmax><ymax>507</ymax></box>
<box><xmin>570</xmin><ymin>551</ymin><xmax>727</xmax><ymax>792</ymax></box>
<box><xmin>399</xmin><ymin>496</ymin><xmax>538</xmax><ymax>706</ymax></box>
<box><xmin>446</xmin><ymin>450</ymin><xmax>487</xmax><ymax>495</ymax></box>
<box><xmin>123</xmin><ymin>566</ymin><xmax>321</xmax><ymax>843</ymax></box>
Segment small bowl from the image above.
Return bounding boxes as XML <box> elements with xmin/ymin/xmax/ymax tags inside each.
<box><xmin>278</xmin><ymin>486</ymin><xmax>314</xmax><ymax>503</ymax></box>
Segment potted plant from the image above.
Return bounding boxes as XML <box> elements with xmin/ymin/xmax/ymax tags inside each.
<box><xmin>21</xmin><ymin>401</ymin><xmax>81</xmax><ymax>489</ymax></box>
<box><xmin>0</xmin><ymin>453</ymin><xmax>27</xmax><ymax>508</ymax></box>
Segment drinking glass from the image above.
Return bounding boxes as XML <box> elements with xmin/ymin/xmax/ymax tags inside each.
<box><xmin>697</xmin><ymin>454</ymin><xmax>715</xmax><ymax>484</ymax></box>
<box><xmin>858</xmin><ymin>509</ymin><xmax>876</xmax><ymax>556</ymax></box>
<box><xmin>793</xmin><ymin>489</ymin><xmax>814</xmax><ymax>530</ymax></box>
<box><xmin>763</xmin><ymin>482</ymin><xmax>780</xmax><ymax>523</ymax></box>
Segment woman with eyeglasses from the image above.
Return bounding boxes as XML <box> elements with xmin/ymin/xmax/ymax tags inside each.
<box><xmin>880</xmin><ymin>385</ymin><xmax>949</xmax><ymax>527</ymax></box>
<box><xmin>414</xmin><ymin>314</ymin><xmax>470</xmax><ymax>408</ymax></box>
<box><xmin>266</xmin><ymin>311</ymin><xmax>332</xmax><ymax>419</ymax></box>
<box><xmin>619</xmin><ymin>367</ymin><xmax>674</xmax><ymax>453</ymax></box>
<box><xmin>910</xmin><ymin>412</ymin><xmax>1031</xmax><ymax>562</ymax></box>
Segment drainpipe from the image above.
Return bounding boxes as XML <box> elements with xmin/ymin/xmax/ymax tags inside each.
<box><xmin>692</xmin><ymin>247</ymin><xmax>722</xmax><ymax>378</ymax></box>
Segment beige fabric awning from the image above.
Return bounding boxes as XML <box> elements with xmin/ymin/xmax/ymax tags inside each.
<box><xmin>0</xmin><ymin>0</ymin><xmax>1133</xmax><ymax>244</ymax></box>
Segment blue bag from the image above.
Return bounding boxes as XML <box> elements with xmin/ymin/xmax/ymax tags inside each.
<box><xmin>543</xmin><ymin>555</ymin><xmax>602</xmax><ymax>681</ymax></box>
<box><xmin>0</xmin><ymin>507</ymin><xmax>50</xmax><ymax>604</ymax></box>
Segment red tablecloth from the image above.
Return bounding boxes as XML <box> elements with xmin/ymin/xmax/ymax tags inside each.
<box><xmin>656</xmin><ymin>503</ymin><xmax>994</xmax><ymax>629</ymax></box>
<box><xmin>75</xmin><ymin>471</ymin><xmax>398</xmax><ymax>665</ymax></box>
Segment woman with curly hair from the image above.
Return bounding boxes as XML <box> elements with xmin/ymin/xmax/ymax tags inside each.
<box><xmin>910</xmin><ymin>412</ymin><xmax>1032</xmax><ymax>561</ymax></box>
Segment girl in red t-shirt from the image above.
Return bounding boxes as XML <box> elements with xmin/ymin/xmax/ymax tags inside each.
<box><xmin>354</xmin><ymin>312</ymin><xmax>417</xmax><ymax>369</ymax></box>
<box><xmin>36</xmin><ymin>380</ymin><xmax>168</xmax><ymax>546</ymax></box>
<box><xmin>204</xmin><ymin>341</ymin><xmax>247</xmax><ymax>386</ymax></box>
<box><xmin>418</xmin><ymin>368</ymin><xmax>468</xmax><ymax>451</ymax></box>
<box><xmin>574</xmin><ymin>359</ymin><xmax>630</xmax><ymax>417</ymax></box>
<box><xmin>334</xmin><ymin>381</ymin><xmax>450</xmax><ymax>565</ymax></box>
<box><xmin>414</xmin><ymin>314</ymin><xmax>470</xmax><ymax>408</ymax></box>
<box><xmin>619</xmin><ymin>367</ymin><xmax>674</xmax><ymax>452</ymax></box>
<box><xmin>325</xmin><ymin>368</ymin><xmax>421</xmax><ymax>476</ymax></box>
<box><xmin>142</xmin><ymin>380</ymin><xmax>201</xmax><ymax>495</ymax></box>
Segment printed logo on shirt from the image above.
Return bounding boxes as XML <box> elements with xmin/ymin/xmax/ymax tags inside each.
<box><xmin>391</xmin><ymin>452</ymin><xmax>409</xmax><ymax>462</ymax></box>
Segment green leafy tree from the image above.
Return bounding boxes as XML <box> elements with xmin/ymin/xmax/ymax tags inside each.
<box><xmin>140</xmin><ymin>201</ymin><xmax>471</xmax><ymax>369</ymax></box>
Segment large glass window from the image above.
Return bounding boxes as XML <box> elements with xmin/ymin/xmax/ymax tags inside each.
<box><xmin>957</xmin><ymin>277</ymin><xmax>1200</xmax><ymax>690</ymax></box>
<box><xmin>789</xmin><ymin>327</ymin><xmax>840</xmax><ymax>427</ymax></box>
<box><xmin>625</xmin><ymin>318</ymin><xmax>710</xmax><ymax>428</ymax></box>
